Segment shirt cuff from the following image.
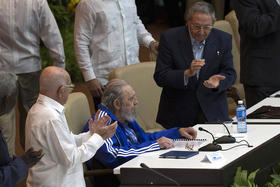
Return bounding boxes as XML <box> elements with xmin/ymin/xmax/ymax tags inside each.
<box><xmin>88</xmin><ymin>133</ymin><xmax>105</xmax><ymax>148</ymax></box>
<box><xmin>82</xmin><ymin>68</ymin><xmax>96</xmax><ymax>82</ymax></box>
<box><xmin>184</xmin><ymin>76</ymin><xmax>189</xmax><ymax>86</ymax></box>
<box><xmin>142</xmin><ymin>35</ymin><xmax>155</xmax><ymax>48</ymax></box>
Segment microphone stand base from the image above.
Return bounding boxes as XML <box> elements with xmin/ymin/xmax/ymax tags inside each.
<box><xmin>198</xmin><ymin>143</ymin><xmax>222</xmax><ymax>151</ymax></box>
<box><xmin>216</xmin><ymin>136</ymin><xmax>236</xmax><ymax>144</ymax></box>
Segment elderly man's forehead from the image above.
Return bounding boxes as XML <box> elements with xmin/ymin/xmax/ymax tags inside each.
<box><xmin>122</xmin><ymin>85</ymin><xmax>135</xmax><ymax>96</ymax></box>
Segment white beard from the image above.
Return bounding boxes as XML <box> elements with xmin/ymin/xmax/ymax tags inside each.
<box><xmin>120</xmin><ymin>106</ymin><xmax>136</xmax><ymax>122</ymax></box>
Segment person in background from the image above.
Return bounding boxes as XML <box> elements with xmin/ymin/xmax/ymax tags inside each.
<box><xmin>135</xmin><ymin>0</ymin><xmax>155</xmax><ymax>24</ymax></box>
<box><xmin>0</xmin><ymin>71</ymin><xmax>43</xmax><ymax>187</ymax></box>
<box><xmin>232</xmin><ymin>0</ymin><xmax>280</xmax><ymax>108</ymax></box>
<box><xmin>154</xmin><ymin>2</ymin><xmax>236</xmax><ymax>128</ymax></box>
<box><xmin>25</xmin><ymin>66</ymin><xmax>117</xmax><ymax>187</ymax></box>
<box><xmin>84</xmin><ymin>79</ymin><xmax>197</xmax><ymax>169</ymax></box>
<box><xmin>74</xmin><ymin>0</ymin><xmax>159</xmax><ymax>111</ymax></box>
<box><xmin>164</xmin><ymin>0</ymin><xmax>186</xmax><ymax>27</ymax></box>
<box><xmin>0</xmin><ymin>0</ymin><xmax>65</xmax><ymax>150</ymax></box>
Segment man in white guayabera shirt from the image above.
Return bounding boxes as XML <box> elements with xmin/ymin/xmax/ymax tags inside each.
<box><xmin>0</xmin><ymin>0</ymin><xmax>65</xmax><ymax>151</ymax></box>
<box><xmin>74</xmin><ymin>0</ymin><xmax>159</xmax><ymax>110</ymax></box>
<box><xmin>25</xmin><ymin>66</ymin><xmax>117</xmax><ymax>187</ymax></box>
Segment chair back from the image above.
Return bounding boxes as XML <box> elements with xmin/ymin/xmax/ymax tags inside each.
<box><xmin>64</xmin><ymin>92</ymin><xmax>91</xmax><ymax>134</ymax></box>
<box><xmin>213</xmin><ymin>20</ymin><xmax>245</xmax><ymax>117</ymax></box>
<box><xmin>109</xmin><ymin>62</ymin><xmax>165</xmax><ymax>132</ymax></box>
<box><xmin>213</xmin><ymin>20</ymin><xmax>244</xmax><ymax>99</ymax></box>
<box><xmin>225</xmin><ymin>10</ymin><xmax>240</xmax><ymax>52</ymax></box>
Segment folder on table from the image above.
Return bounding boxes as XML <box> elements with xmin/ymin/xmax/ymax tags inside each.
<box><xmin>159</xmin><ymin>151</ymin><xmax>199</xmax><ymax>159</ymax></box>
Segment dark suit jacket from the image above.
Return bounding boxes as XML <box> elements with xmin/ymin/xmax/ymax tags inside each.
<box><xmin>154</xmin><ymin>26</ymin><xmax>236</xmax><ymax>128</ymax></box>
<box><xmin>232</xmin><ymin>0</ymin><xmax>280</xmax><ymax>87</ymax></box>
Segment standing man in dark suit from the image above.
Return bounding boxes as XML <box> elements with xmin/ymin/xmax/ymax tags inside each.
<box><xmin>232</xmin><ymin>0</ymin><xmax>280</xmax><ymax>108</ymax></box>
<box><xmin>154</xmin><ymin>1</ymin><xmax>236</xmax><ymax>128</ymax></box>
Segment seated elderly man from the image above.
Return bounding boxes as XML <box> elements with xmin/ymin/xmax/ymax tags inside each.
<box><xmin>84</xmin><ymin>79</ymin><xmax>197</xmax><ymax>170</ymax></box>
<box><xmin>0</xmin><ymin>71</ymin><xmax>43</xmax><ymax>187</ymax></box>
<box><xmin>25</xmin><ymin>66</ymin><xmax>117</xmax><ymax>187</ymax></box>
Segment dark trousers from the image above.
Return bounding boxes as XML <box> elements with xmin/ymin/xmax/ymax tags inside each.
<box><xmin>244</xmin><ymin>84</ymin><xmax>280</xmax><ymax>108</ymax></box>
<box><xmin>18</xmin><ymin>71</ymin><xmax>40</xmax><ymax>149</ymax></box>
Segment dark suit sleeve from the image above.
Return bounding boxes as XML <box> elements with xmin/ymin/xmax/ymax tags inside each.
<box><xmin>0</xmin><ymin>132</ymin><xmax>27</xmax><ymax>186</ymax></box>
<box><xmin>0</xmin><ymin>158</ymin><xmax>27</xmax><ymax>186</ymax></box>
<box><xmin>154</xmin><ymin>33</ymin><xmax>186</xmax><ymax>90</ymax></box>
<box><xmin>214</xmin><ymin>34</ymin><xmax>236</xmax><ymax>93</ymax></box>
<box><xmin>232</xmin><ymin>0</ymin><xmax>280</xmax><ymax>38</ymax></box>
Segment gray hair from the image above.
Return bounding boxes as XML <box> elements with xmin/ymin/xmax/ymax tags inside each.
<box><xmin>101</xmin><ymin>79</ymin><xmax>128</xmax><ymax>112</ymax></box>
<box><xmin>186</xmin><ymin>1</ymin><xmax>215</xmax><ymax>23</ymax></box>
<box><xmin>0</xmin><ymin>71</ymin><xmax>18</xmax><ymax>99</ymax></box>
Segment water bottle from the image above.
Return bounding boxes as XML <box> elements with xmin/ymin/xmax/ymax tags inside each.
<box><xmin>236</xmin><ymin>100</ymin><xmax>247</xmax><ymax>133</ymax></box>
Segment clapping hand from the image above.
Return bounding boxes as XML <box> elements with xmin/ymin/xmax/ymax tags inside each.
<box><xmin>185</xmin><ymin>59</ymin><xmax>205</xmax><ymax>77</ymax></box>
<box><xmin>89</xmin><ymin>110</ymin><xmax>118</xmax><ymax>140</ymax></box>
<box><xmin>21</xmin><ymin>147</ymin><xmax>43</xmax><ymax>168</ymax></box>
<box><xmin>203</xmin><ymin>74</ymin><xmax>225</xmax><ymax>88</ymax></box>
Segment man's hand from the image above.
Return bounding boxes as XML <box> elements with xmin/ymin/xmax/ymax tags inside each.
<box><xmin>178</xmin><ymin>127</ymin><xmax>197</xmax><ymax>139</ymax></box>
<box><xmin>184</xmin><ymin>59</ymin><xmax>205</xmax><ymax>77</ymax></box>
<box><xmin>203</xmin><ymin>74</ymin><xmax>225</xmax><ymax>89</ymax></box>
<box><xmin>21</xmin><ymin>147</ymin><xmax>44</xmax><ymax>168</ymax></box>
<box><xmin>89</xmin><ymin>110</ymin><xmax>118</xmax><ymax>140</ymax></box>
<box><xmin>95</xmin><ymin>121</ymin><xmax>118</xmax><ymax>140</ymax></box>
<box><xmin>86</xmin><ymin>79</ymin><xmax>104</xmax><ymax>98</ymax></box>
<box><xmin>149</xmin><ymin>41</ymin><xmax>159</xmax><ymax>55</ymax></box>
<box><xmin>157</xmin><ymin>137</ymin><xmax>174</xmax><ymax>149</ymax></box>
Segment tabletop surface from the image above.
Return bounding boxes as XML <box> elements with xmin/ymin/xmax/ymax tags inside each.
<box><xmin>114</xmin><ymin>124</ymin><xmax>280</xmax><ymax>174</ymax></box>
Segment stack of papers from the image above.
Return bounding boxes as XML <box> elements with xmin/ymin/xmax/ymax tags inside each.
<box><xmin>173</xmin><ymin>138</ymin><xmax>206</xmax><ymax>151</ymax></box>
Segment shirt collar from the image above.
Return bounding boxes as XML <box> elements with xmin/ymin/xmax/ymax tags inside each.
<box><xmin>188</xmin><ymin>27</ymin><xmax>206</xmax><ymax>46</ymax></box>
<box><xmin>37</xmin><ymin>94</ymin><xmax>65</xmax><ymax>114</ymax></box>
<box><xmin>98</xmin><ymin>104</ymin><xmax>118</xmax><ymax>121</ymax></box>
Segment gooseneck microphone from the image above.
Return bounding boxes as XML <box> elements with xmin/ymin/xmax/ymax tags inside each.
<box><xmin>198</xmin><ymin>127</ymin><xmax>222</xmax><ymax>151</ymax></box>
<box><xmin>215</xmin><ymin>123</ymin><xmax>236</xmax><ymax>144</ymax></box>
<box><xmin>140</xmin><ymin>163</ymin><xmax>180</xmax><ymax>186</ymax></box>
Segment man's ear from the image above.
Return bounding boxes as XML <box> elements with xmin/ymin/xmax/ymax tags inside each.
<box><xmin>57</xmin><ymin>86</ymin><xmax>65</xmax><ymax>99</ymax></box>
<box><xmin>113</xmin><ymin>99</ymin><xmax>121</xmax><ymax>110</ymax></box>
<box><xmin>213</xmin><ymin>17</ymin><xmax>216</xmax><ymax>25</ymax></box>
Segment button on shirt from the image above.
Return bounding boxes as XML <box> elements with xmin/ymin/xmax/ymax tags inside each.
<box><xmin>0</xmin><ymin>0</ymin><xmax>65</xmax><ymax>74</ymax></box>
<box><xmin>74</xmin><ymin>0</ymin><xmax>155</xmax><ymax>85</ymax></box>
<box><xmin>25</xmin><ymin>94</ymin><xmax>104</xmax><ymax>187</ymax></box>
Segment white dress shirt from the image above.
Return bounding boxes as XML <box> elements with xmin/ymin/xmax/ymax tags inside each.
<box><xmin>74</xmin><ymin>0</ymin><xmax>155</xmax><ymax>84</ymax></box>
<box><xmin>25</xmin><ymin>94</ymin><xmax>104</xmax><ymax>187</ymax></box>
<box><xmin>0</xmin><ymin>0</ymin><xmax>65</xmax><ymax>74</ymax></box>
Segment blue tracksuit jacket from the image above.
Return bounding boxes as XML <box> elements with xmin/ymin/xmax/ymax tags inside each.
<box><xmin>83</xmin><ymin>104</ymin><xmax>183</xmax><ymax>168</ymax></box>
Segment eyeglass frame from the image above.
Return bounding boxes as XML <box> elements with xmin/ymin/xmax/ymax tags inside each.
<box><xmin>190</xmin><ymin>23</ymin><xmax>213</xmax><ymax>31</ymax></box>
<box><xmin>63</xmin><ymin>83</ymin><xmax>75</xmax><ymax>89</ymax></box>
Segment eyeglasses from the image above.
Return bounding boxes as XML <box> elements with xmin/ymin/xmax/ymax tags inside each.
<box><xmin>63</xmin><ymin>83</ymin><xmax>75</xmax><ymax>89</ymax></box>
<box><xmin>191</xmin><ymin>23</ymin><xmax>213</xmax><ymax>31</ymax></box>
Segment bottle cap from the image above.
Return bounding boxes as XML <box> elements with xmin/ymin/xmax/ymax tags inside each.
<box><xmin>238</xmin><ymin>100</ymin><xmax>243</xmax><ymax>105</ymax></box>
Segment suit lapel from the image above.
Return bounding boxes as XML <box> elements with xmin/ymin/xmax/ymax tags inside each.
<box><xmin>199</xmin><ymin>31</ymin><xmax>217</xmax><ymax>81</ymax></box>
<box><xmin>179</xmin><ymin>26</ymin><xmax>194</xmax><ymax>68</ymax></box>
